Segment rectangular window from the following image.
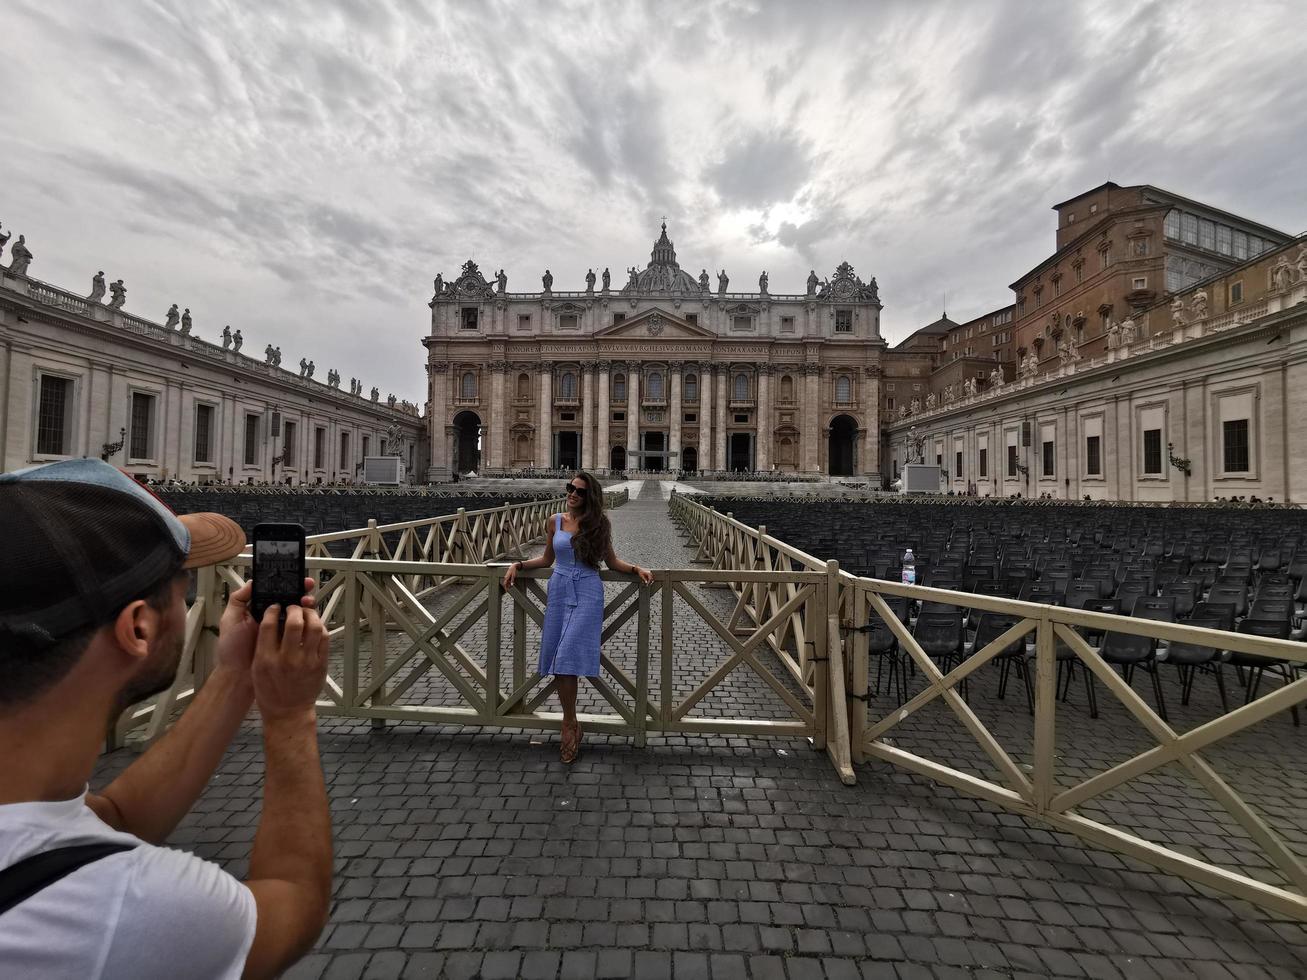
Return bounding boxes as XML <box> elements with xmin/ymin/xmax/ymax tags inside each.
<box><xmin>559</xmin><ymin>314</ymin><xmax>578</xmax><ymax>329</ymax></box>
<box><xmin>1075</xmin><ymin>264</ymin><xmax>1084</xmax><ymax>284</ymax></box>
<box><xmin>1164</xmin><ymin>210</ymin><xmax>1181</xmax><ymax>239</ymax></box>
<box><xmin>1216</xmin><ymin>224</ymin><xmax>1232</xmax><ymax>255</ymax></box>
<box><xmin>780</xmin><ymin>316</ymin><xmax>795</xmax><ymax>333</ymax></box>
<box><xmin>1199</xmin><ymin>219</ymin><xmax>1216</xmax><ymax>251</ymax></box>
<box><xmin>684</xmin><ymin>413</ymin><xmax>696</xmax><ymax>423</ymax></box>
<box><xmin>244</xmin><ymin>414</ymin><xmax>260</xmax><ymax>466</ymax></box>
<box><xmin>1099</xmin><ymin>246</ymin><xmax>1111</xmax><ymax>271</ymax></box>
<box><xmin>1181</xmin><ymin>213</ymin><xmax>1199</xmax><ymax>245</ymax></box>
<box><xmin>314</xmin><ymin>427</ymin><xmax>326</xmax><ymax>469</ymax></box>
<box><xmin>835</xmin><ymin>310</ymin><xmax>853</xmax><ymax>332</ymax></box>
<box><xmin>685</xmin><ymin>313</ymin><xmax>697</xmax><ymax>325</ymax></box>
<box><xmin>340</xmin><ymin>431</ymin><xmax>350</xmax><ymax>469</ymax></box>
<box><xmin>518</xmin><ymin>314</ymin><xmax>531</xmax><ymax>331</ymax></box>
<box><xmin>36</xmin><ymin>375</ymin><xmax>73</xmax><ymax>456</ymax></box>
<box><xmin>1143</xmin><ymin>428</ymin><xmax>1163</xmax><ymax>475</ymax></box>
<box><xmin>362</xmin><ymin>436</ymin><xmax>370</xmax><ymax>458</ymax></box>
<box><xmin>129</xmin><ymin>392</ymin><xmax>155</xmax><ymax>460</ymax></box>
<box><xmin>612</xmin><ymin>412</ymin><xmax>625</xmax><ymax>422</ymax></box>
<box><xmin>978</xmin><ymin>448</ymin><xmax>988</xmax><ymax>478</ymax></box>
<box><xmin>283</xmin><ymin>421</ymin><xmax>297</xmax><ymax>467</ymax></box>
<box><xmin>1223</xmin><ymin>419</ymin><xmax>1250</xmax><ymax>472</ymax></box>
<box><xmin>732</xmin><ymin>315</ymin><xmax>752</xmax><ymax>331</ymax></box>
<box><xmin>1233</xmin><ymin>231</ymin><xmax>1248</xmax><ymax>260</ymax></box>
<box><xmin>1007</xmin><ymin>445</ymin><xmax>1018</xmax><ymax>478</ymax></box>
<box><xmin>460</xmin><ymin>307</ymin><xmax>478</xmax><ymax>330</ymax></box>
<box><xmin>734</xmin><ymin>413</ymin><xmax>750</xmax><ymax>424</ymax></box>
<box><xmin>955</xmin><ymin>451</ymin><xmax>962</xmax><ymax>477</ymax></box>
<box><xmin>1229</xmin><ymin>281</ymin><xmax>1244</xmax><ymax>305</ymax></box>
<box><xmin>560</xmin><ymin>412</ymin><xmax>575</xmax><ymax>422</ymax></box>
<box><xmin>1042</xmin><ymin>440</ymin><xmax>1054</xmax><ymax>477</ymax></box>
<box><xmin>1086</xmin><ymin>435</ymin><xmax>1101</xmax><ymax>476</ymax></box>
<box><xmin>1053</xmin><ymin>278</ymin><xmax>1062</xmax><ymax>297</ymax></box>
<box><xmin>612</xmin><ymin>312</ymin><xmax>626</xmax><ymax>325</ymax></box>
<box><xmin>1132</xmin><ymin>277</ymin><xmax>1147</xmax><ymax>289</ymax></box>
<box><xmin>193</xmin><ymin>404</ymin><xmax>214</xmax><ymax>464</ymax></box>
<box><xmin>886</xmin><ymin>397</ymin><xmax>895</xmax><ymax>410</ymax></box>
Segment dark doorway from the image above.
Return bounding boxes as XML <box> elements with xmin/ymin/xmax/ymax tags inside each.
<box><xmin>453</xmin><ymin>411</ymin><xmax>481</xmax><ymax>474</ymax></box>
<box><xmin>682</xmin><ymin>447</ymin><xmax>698</xmax><ymax>473</ymax></box>
<box><xmin>729</xmin><ymin>433</ymin><xmax>753</xmax><ymax>472</ymax></box>
<box><xmin>642</xmin><ymin>431</ymin><xmax>666</xmax><ymax>471</ymax></box>
<box><xmin>828</xmin><ymin>415</ymin><xmax>857</xmax><ymax>476</ymax></box>
<box><xmin>611</xmin><ymin>445</ymin><xmax>626</xmax><ymax>471</ymax></box>
<box><xmin>557</xmin><ymin>432</ymin><xmax>580</xmax><ymax>470</ymax></box>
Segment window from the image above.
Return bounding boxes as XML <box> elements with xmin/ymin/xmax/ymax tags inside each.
<box><xmin>835</xmin><ymin>375</ymin><xmax>852</xmax><ymax>402</ymax></box>
<box><xmin>559</xmin><ymin>314</ymin><xmax>578</xmax><ymax>330</ymax></box>
<box><xmin>1067</xmin><ymin>212</ymin><xmax>1076</xmax><ymax>224</ymax></box>
<box><xmin>648</xmin><ymin>372</ymin><xmax>664</xmax><ymax>401</ymax></box>
<box><xmin>129</xmin><ymin>392</ymin><xmax>155</xmax><ymax>460</ymax></box>
<box><xmin>1223</xmin><ymin>419</ymin><xmax>1250</xmax><ymax>472</ymax></box>
<box><xmin>36</xmin><ymin>375</ymin><xmax>73</xmax><ymax>456</ymax></box>
<box><xmin>886</xmin><ymin>383</ymin><xmax>895</xmax><ymax>392</ymax></box>
<box><xmin>1086</xmin><ymin>435</ymin><xmax>1101</xmax><ymax>476</ymax></box>
<box><xmin>1143</xmin><ymin>429</ymin><xmax>1163</xmax><ymax>475</ymax></box>
<box><xmin>1199</xmin><ymin>219</ymin><xmax>1216</xmax><ymax>251</ymax></box>
<box><xmin>734</xmin><ymin>413</ymin><xmax>750</xmax><ymax>424</ymax></box>
<box><xmin>1132</xmin><ymin>277</ymin><xmax>1147</xmax><ymax>290</ymax></box>
<box><xmin>283</xmin><ymin>421</ymin><xmax>297</xmax><ymax>467</ymax></box>
<box><xmin>684</xmin><ymin>413</ymin><xmax>696</xmax><ymax>423</ymax></box>
<box><xmin>733</xmin><ymin>373</ymin><xmax>749</xmax><ymax>401</ymax></box>
<box><xmin>244</xmin><ymin>414</ymin><xmax>260</xmax><ymax>466</ymax></box>
<box><xmin>340</xmin><ymin>431</ymin><xmax>350</xmax><ymax>469</ymax></box>
<box><xmin>460</xmin><ymin>307</ymin><xmax>478</xmax><ymax>330</ymax></box>
<box><xmin>835</xmin><ymin>310</ymin><xmax>853</xmax><ymax>333</ymax></box>
<box><xmin>362</xmin><ymin>436</ymin><xmax>370</xmax><ymax>457</ymax></box>
<box><xmin>780</xmin><ymin>375</ymin><xmax>794</xmax><ymax>402</ymax></box>
<box><xmin>955</xmin><ymin>451</ymin><xmax>962</xmax><ymax>477</ymax></box>
<box><xmin>517</xmin><ymin>373</ymin><xmax>531</xmax><ymax>399</ymax></box>
<box><xmin>685</xmin><ymin>313</ymin><xmax>697</xmax><ymax>326</ymax></box>
<box><xmin>1233</xmin><ymin>230</ymin><xmax>1248</xmax><ymax>260</ymax></box>
<box><xmin>1229</xmin><ymin>281</ymin><xmax>1244</xmax><ymax>305</ymax></box>
<box><xmin>1053</xmin><ymin>277</ymin><xmax>1062</xmax><ymax>297</ymax></box>
<box><xmin>732</xmin><ymin>315</ymin><xmax>752</xmax><ymax>331</ymax></box>
<box><xmin>560</xmin><ymin>372</ymin><xmax>577</xmax><ymax>399</ymax></box>
<box><xmin>1090</xmin><ymin>203</ymin><xmax>1098</xmax><ymax>215</ymax></box>
<box><xmin>1181</xmin><ymin>213</ymin><xmax>1199</xmax><ymax>246</ymax></box>
<box><xmin>613</xmin><ymin>411</ymin><xmax>625</xmax><ymax>422</ymax></box>
<box><xmin>1042</xmin><ymin>440</ymin><xmax>1054</xmax><ymax>477</ymax></box>
<box><xmin>614</xmin><ymin>374</ymin><xmax>626</xmax><ymax>402</ymax></box>
<box><xmin>193</xmin><ymin>404</ymin><xmax>214</xmax><ymax>464</ymax></box>
<box><xmin>461</xmin><ymin>372</ymin><xmax>477</xmax><ymax>399</ymax></box>
<box><xmin>1007</xmin><ymin>445</ymin><xmax>1018</xmax><ymax>478</ymax></box>
<box><xmin>560</xmin><ymin>412</ymin><xmax>575</xmax><ymax>422</ymax></box>
<box><xmin>314</xmin><ymin>427</ymin><xmax>326</xmax><ymax>469</ymax></box>
<box><xmin>613</xmin><ymin>312</ymin><xmax>626</xmax><ymax>325</ymax></box>
<box><xmin>1164</xmin><ymin>210</ymin><xmax>1181</xmax><ymax>240</ymax></box>
<box><xmin>1099</xmin><ymin>245</ymin><xmax>1112</xmax><ymax>271</ymax></box>
<box><xmin>1075</xmin><ymin>264</ymin><xmax>1083</xmax><ymax>284</ymax></box>
<box><xmin>1216</xmin><ymin>225</ymin><xmax>1232</xmax><ymax>255</ymax></box>
<box><xmin>518</xmin><ymin>314</ymin><xmax>531</xmax><ymax>331</ymax></box>
<box><xmin>685</xmin><ymin>374</ymin><xmax>698</xmax><ymax>401</ymax></box>
<box><xmin>781</xmin><ymin>316</ymin><xmax>795</xmax><ymax>333</ymax></box>
<box><xmin>1017</xmin><ymin>297</ymin><xmax>1026</xmax><ymax>316</ymax></box>
<box><xmin>978</xmin><ymin>448</ymin><xmax>988</xmax><ymax>478</ymax></box>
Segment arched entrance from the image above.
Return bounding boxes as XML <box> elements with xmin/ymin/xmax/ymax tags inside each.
<box><xmin>828</xmin><ymin>415</ymin><xmax>857</xmax><ymax>476</ymax></box>
<box><xmin>682</xmin><ymin>447</ymin><xmax>698</xmax><ymax>473</ymax></box>
<box><xmin>729</xmin><ymin>433</ymin><xmax>753</xmax><ymax>472</ymax></box>
<box><xmin>453</xmin><ymin>411</ymin><xmax>481</xmax><ymax>474</ymax></box>
<box><xmin>642</xmin><ymin>431</ymin><xmax>666</xmax><ymax>471</ymax></box>
<box><xmin>610</xmin><ymin>445</ymin><xmax>626</xmax><ymax>471</ymax></box>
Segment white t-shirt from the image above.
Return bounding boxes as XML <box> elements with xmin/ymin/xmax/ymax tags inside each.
<box><xmin>0</xmin><ymin>790</ymin><xmax>256</xmax><ymax>979</ymax></box>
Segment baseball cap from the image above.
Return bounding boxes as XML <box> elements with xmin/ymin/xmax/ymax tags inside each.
<box><xmin>0</xmin><ymin>458</ymin><xmax>246</xmax><ymax>648</ymax></box>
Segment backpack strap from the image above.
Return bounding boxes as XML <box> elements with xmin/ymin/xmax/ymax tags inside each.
<box><xmin>0</xmin><ymin>842</ymin><xmax>136</xmax><ymax>917</ymax></box>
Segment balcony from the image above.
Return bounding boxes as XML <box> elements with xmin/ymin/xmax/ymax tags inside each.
<box><xmin>453</xmin><ymin>395</ymin><xmax>480</xmax><ymax>407</ymax></box>
<box><xmin>728</xmin><ymin>398</ymin><xmax>755</xmax><ymax>409</ymax></box>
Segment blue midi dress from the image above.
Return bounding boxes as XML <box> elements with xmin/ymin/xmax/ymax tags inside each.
<box><xmin>538</xmin><ymin>514</ymin><xmax>604</xmax><ymax>678</ymax></box>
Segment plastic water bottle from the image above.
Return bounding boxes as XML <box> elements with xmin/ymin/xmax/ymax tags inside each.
<box><xmin>901</xmin><ymin>549</ymin><xmax>916</xmax><ymax>585</ymax></box>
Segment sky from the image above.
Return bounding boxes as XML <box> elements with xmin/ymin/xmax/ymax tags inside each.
<box><xmin>2</xmin><ymin>0</ymin><xmax>1305</xmax><ymax>406</ymax></box>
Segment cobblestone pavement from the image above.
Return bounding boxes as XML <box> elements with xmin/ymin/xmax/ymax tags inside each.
<box><xmin>93</xmin><ymin>482</ymin><xmax>1307</xmax><ymax>979</ymax></box>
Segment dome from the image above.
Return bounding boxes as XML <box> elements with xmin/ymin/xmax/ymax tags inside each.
<box><xmin>622</xmin><ymin>223</ymin><xmax>703</xmax><ymax>295</ymax></box>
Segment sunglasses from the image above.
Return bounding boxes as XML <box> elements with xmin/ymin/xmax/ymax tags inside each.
<box><xmin>564</xmin><ymin>483</ymin><xmax>588</xmax><ymax>497</ymax></box>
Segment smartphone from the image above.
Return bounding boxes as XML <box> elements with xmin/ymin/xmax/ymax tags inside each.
<box><xmin>252</xmin><ymin>523</ymin><xmax>307</xmax><ymax>622</ymax></box>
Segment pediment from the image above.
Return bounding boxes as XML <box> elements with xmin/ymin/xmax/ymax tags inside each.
<box><xmin>594</xmin><ymin>308</ymin><xmax>715</xmax><ymax>341</ymax></box>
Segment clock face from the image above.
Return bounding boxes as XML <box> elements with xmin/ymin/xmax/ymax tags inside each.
<box><xmin>834</xmin><ymin>279</ymin><xmax>854</xmax><ymax>298</ymax></box>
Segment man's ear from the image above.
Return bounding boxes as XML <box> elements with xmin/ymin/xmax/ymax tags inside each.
<box><xmin>110</xmin><ymin>600</ymin><xmax>156</xmax><ymax>664</ymax></box>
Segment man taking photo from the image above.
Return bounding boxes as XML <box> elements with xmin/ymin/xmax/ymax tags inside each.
<box><xmin>0</xmin><ymin>459</ymin><xmax>333</xmax><ymax>979</ymax></box>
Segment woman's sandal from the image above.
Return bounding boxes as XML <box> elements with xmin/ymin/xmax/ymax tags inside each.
<box><xmin>560</xmin><ymin>721</ymin><xmax>581</xmax><ymax>764</ymax></box>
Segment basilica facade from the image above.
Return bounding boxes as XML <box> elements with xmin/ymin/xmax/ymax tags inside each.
<box><xmin>424</xmin><ymin>225</ymin><xmax>886</xmax><ymax>481</ymax></box>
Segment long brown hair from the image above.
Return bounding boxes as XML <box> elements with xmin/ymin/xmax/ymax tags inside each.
<box><xmin>568</xmin><ymin>471</ymin><xmax>611</xmax><ymax>569</ymax></box>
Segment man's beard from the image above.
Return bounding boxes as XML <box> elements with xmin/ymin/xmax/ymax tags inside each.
<box><xmin>114</xmin><ymin>631</ymin><xmax>186</xmax><ymax>714</ymax></box>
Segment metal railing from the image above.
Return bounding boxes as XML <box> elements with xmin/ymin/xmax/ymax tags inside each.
<box><xmin>669</xmin><ymin>492</ymin><xmax>1307</xmax><ymax>922</ymax></box>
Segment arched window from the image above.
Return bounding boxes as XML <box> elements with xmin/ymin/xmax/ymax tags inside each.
<box><xmin>461</xmin><ymin>372</ymin><xmax>477</xmax><ymax>399</ymax></box>
<box><xmin>648</xmin><ymin>372</ymin><xmax>664</xmax><ymax>400</ymax></box>
<box><xmin>835</xmin><ymin>375</ymin><xmax>852</xmax><ymax>403</ymax></box>
<box><xmin>614</xmin><ymin>374</ymin><xmax>626</xmax><ymax>402</ymax></box>
<box><xmin>734</xmin><ymin>373</ymin><xmax>749</xmax><ymax>401</ymax></box>
<box><xmin>560</xmin><ymin>372</ymin><xmax>577</xmax><ymax>399</ymax></box>
<box><xmin>517</xmin><ymin>373</ymin><xmax>530</xmax><ymax>399</ymax></box>
<box><xmin>685</xmin><ymin>373</ymin><xmax>698</xmax><ymax>402</ymax></box>
<box><xmin>780</xmin><ymin>375</ymin><xmax>794</xmax><ymax>402</ymax></box>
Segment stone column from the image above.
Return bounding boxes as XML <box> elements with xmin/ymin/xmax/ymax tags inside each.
<box><xmin>626</xmin><ymin>367</ymin><xmax>641</xmax><ymax>471</ymax></box>
<box><xmin>802</xmin><ymin>363</ymin><xmax>821</xmax><ymax>473</ymax></box>
<box><xmin>489</xmin><ymin>361</ymin><xmax>506</xmax><ymax>470</ymax></box>
<box><xmin>698</xmin><ymin>362</ymin><xmax>712</xmax><ymax>474</ymax></box>
<box><xmin>596</xmin><ymin>362</ymin><xmax>611</xmax><ymax>472</ymax></box>
<box><xmin>537</xmin><ymin>366</ymin><xmax>553</xmax><ymax>468</ymax></box>
<box><xmin>427</xmin><ymin>363</ymin><xmax>449</xmax><ymax>481</ymax></box>
<box><xmin>715</xmin><ymin>367</ymin><xmax>728</xmax><ymax>470</ymax></box>
<box><xmin>580</xmin><ymin>362</ymin><xmax>595</xmax><ymax>471</ymax></box>
<box><xmin>2</xmin><ymin>345</ymin><xmax>32</xmax><ymax>470</ymax></box>
<box><xmin>669</xmin><ymin>361</ymin><xmax>683</xmax><ymax>472</ymax></box>
<box><xmin>756</xmin><ymin>366</ymin><xmax>771</xmax><ymax>472</ymax></box>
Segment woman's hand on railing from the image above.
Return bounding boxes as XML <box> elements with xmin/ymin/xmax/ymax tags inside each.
<box><xmin>632</xmin><ymin>565</ymin><xmax>655</xmax><ymax>585</ymax></box>
<box><xmin>502</xmin><ymin>561</ymin><xmax>520</xmax><ymax>590</ymax></box>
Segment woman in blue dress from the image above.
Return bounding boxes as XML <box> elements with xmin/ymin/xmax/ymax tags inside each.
<box><xmin>502</xmin><ymin>471</ymin><xmax>653</xmax><ymax>762</ymax></box>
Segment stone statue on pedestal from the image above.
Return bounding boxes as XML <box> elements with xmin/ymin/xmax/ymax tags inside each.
<box><xmin>306</xmin><ymin>361</ymin><xmax>315</xmax><ymax>380</ymax></box>
<box><xmin>925</xmin><ymin>393</ymin><xmax>937</xmax><ymax>410</ymax></box>
<box><xmin>1106</xmin><ymin>320</ymin><xmax>1121</xmax><ymax>349</ymax></box>
<box><xmin>165</xmin><ymin>304</ymin><xmax>180</xmax><ymax>330</ymax></box>
<box><xmin>717</xmin><ymin>270</ymin><xmax>729</xmax><ymax>294</ymax></box>
<box><xmin>108</xmin><ymin>279</ymin><xmax>126</xmax><ymax>309</ymax></box>
<box><xmin>807</xmin><ymin>270</ymin><xmax>819</xmax><ymax>296</ymax></box>
<box><xmin>1191</xmin><ymin>288</ymin><xmax>1208</xmax><ymax>320</ymax></box>
<box><xmin>299</xmin><ymin>357</ymin><xmax>309</xmax><ymax>377</ymax></box>
<box><xmin>7</xmin><ymin>235</ymin><xmax>32</xmax><ymax>276</ymax></box>
<box><xmin>0</xmin><ymin>223</ymin><xmax>9</xmax><ymax>255</ymax></box>
<box><xmin>963</xmin><ymin>377</ymin><xmax>975</xmax><ymax>398</ymax></box>
<box><xmin>1022</xmin><ymin>351</ymin><xmax>1039</xmax><ymax>377</ymax></box>
<box><xmin>910</xmin><ymin>397</ymin><xmax>921</xmax><ymax>414</ymax></box>
<box><xmin>349</xmin><ymin>378</ymin><xmax>358</xmax><ymax>395</ymax></box>
<box><xmin>1296</xmin><ymin>247</ymin><xmax>1307</xmax><ymax>284</ymax></box>
<box><xmin>497</xmin><ymin>269</ymin><xmax>507</xmax><ymax>293</ymax></box>
<box><xmin>698</xmin><ymin>269</ymin><xmax>709</xmax><ymax>292</ymax></box>
<box><xmin>432</xmin><ymin>274</ymin><xmax>443</xmax><ymax>300</ymax></box>
<box><xmin>1272</xmin><ymin>258</ymin><xmax>1292</xmax><ymax>291</ymax></box>
<box><xmin>758</xmin><ymin>271</ymin><xmax>768</xmax><ymax>294</ymax></box>
<box><xmin>1170</xmin><ymin>297</ymin><xmax>1187</xmax><ymax>328</ymax></box>
<box><xmin>989</xmin><ymin>366</ymin><xmax>1002</xmax><ymax>388</ymax></box>
<box><xmin>233</xmin><ymin>329</ymin><xmax>243</xmax><ymax>352</ymax></box>
<box><xmin>542</xmin><ymin>269</ymin><xmax>553</xmax><ymax>292</ymax></box>
<box><xmin>265</xmin><ymin>344</ymin><xmax>276</xmax><ymax>365</ymax></box>
<box><xmin>180</xmin><ymin>308</ymin><xmax>193</xmax><ymax>335</ymax></box>
<box><xmin>88</xmin><ymin>271</ymin><xmax>106</xmax><ymax>303</ymax></box>
<box><xmin>602</xmin><ymin>267</ymin><xmax>611</xmax><ymax>291</ymax></box>
<box><xmin>387</xmin><ymin>393</ymin><xmax>397</xmax><ymax>409</ymax></box>
<box><xmin>1121</xmin><ymin>318</ymin><xmax>1137</xmax><ymax>346</ymax></box>
<box><xmin>370</xmin><ymin>386</ymin><xmax>379</xmax><ymax>402</ymax></box>
<box><xmin>222</xmin><ymin>325</ymin><xmax>232</xmax><ymax>349</ymax></box>
<box><xmin>585</xmin><ymin>269</ymin><xmax>596</xmax><ymax>293</ymax></box>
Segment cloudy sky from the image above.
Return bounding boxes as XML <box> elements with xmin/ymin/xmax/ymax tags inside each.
<box><xmin>2</xmin><ymin>0</ymin><xmax>1304</xmax><ymax>405</ymax></box>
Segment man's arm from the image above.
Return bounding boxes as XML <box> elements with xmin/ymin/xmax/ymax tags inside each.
<box><xmin>87</xmin><ymin>664</ymin><xmax>253</xmax><ymax>843</ymax></box>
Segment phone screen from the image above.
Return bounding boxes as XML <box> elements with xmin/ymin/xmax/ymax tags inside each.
<box><xmin>256</xmin><ymin>539</ymin><xmax>303</xmax><ymax>602</ymax></box>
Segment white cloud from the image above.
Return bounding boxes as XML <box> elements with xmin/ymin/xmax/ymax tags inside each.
<box><xmin>0</xmin><ymin>0</ymin><xmax>1303</xmax><ymax>404</ymax></box>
